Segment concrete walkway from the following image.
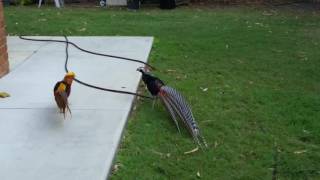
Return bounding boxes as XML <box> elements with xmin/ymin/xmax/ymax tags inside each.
<box><xmin>0</xmin><ymin>36</ymin><xmax>153</xmax><ymax>180</ymax></box>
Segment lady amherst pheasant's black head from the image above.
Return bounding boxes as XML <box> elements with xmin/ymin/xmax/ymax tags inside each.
<box><xmin>137</xmin><ymin>67</ymin><xmax>165</xmax><ymax>96</ymax></box>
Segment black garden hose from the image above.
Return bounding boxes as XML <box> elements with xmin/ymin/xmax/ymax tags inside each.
<box><xmin>19</xmin><ymin>35</ymin><xmax>154</xmax><ymax>99</ymax></box>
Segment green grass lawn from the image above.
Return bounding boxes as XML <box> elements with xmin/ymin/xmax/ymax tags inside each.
<box><xmin>4</xmin><ymin>5</ymin><xmax>320</xmax><ymax>179</ymax></box>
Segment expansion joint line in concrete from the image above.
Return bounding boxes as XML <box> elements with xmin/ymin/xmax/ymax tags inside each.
<box><xmin>9</xmin><ymin>41</ymin><xmax>52</xmax><ymax>73</ymax></box>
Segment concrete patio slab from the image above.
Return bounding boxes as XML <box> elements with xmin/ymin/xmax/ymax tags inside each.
<box><xmin>0</xmin><ymin>36</ymin><xmax>153</xmax><ymax>180</ymax></box>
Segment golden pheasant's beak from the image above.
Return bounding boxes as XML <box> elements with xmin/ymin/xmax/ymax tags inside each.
<box><xmin>63</xmin><ymin>72</ymin><xmax>75</xmax><ymax>85</ymax></box>
<box><xmin>64</xmin><ymin>76</ymin><xmax>74</xmax><ymax>85</ymax></box>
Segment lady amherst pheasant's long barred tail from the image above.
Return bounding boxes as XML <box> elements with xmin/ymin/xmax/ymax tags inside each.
<box><xmin>159</xmin><ymin>86</ymin><xmax>208</xmax><ymax>148</ymax></box>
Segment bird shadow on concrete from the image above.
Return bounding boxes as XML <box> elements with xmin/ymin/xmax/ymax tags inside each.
<box><xmin>37</xmin><ymin>105</ymin><xmax>71</xmax><ymax>130</ymax></box>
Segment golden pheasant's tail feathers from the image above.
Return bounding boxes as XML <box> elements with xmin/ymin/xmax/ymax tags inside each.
<box><xmin>55</xmin><ymin>91</ymin><xmax>71</xmax><ymax>119</ymax></box>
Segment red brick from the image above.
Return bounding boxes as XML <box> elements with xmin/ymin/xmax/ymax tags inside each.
<box><xmin>0</xmin><ymin>50</ymin><xmax>7</xmax><ymax>60</ymax></box>
<box><xmin>0</xmin><ymin>36</ymin><xmax>6</xmax><ymax>46</ymax></box>
<box><xmin>0</xmin><ymin>44</ymin><xmax>7</xmax><ymax>58</ymax></box>
<box><xmin>0</xmin><ymin>36</ymin><xmax>4</xmax><ymax>46</ymax></box>
<box><xmin>0</xmin><ymin>60</ymin><xmax>9</xmax><ymax>77</ymax></box>
<box><xmin>0</xmin><ymin>52</ymin><xmax>6</xmax><ymax>61</ymax></box>
<box><xmin>4</xmin><ymin>51</ymin><xmax>8</xmax><ymax>60</ymax></box>
<box><xmin>0</xmin><ymin>29</ymin><xmax>5</xmax><ymax>38</ymax></box>
<box><xmin>0</xmin><ymin>20</ymin><xmax>4</xmax><ymax>28</ymax></box>
<box><xmin>0</xmin><ymin>0</ymin><xmax>8</xmax><ymax>78</ymax></box>
<box><xmin>0</xmin><ymin>40</ymin><xmax>6</xmax><ymax>47</ymax></box>
<box><xmin>0</xmin><ymin>55</ymin><xmax>8</xmax><ymax>65</ymax></box>
<box><xmin>0</xmin><ymin>5</ymin><xmax>4</xmax><ymax>17</ymax></box>
<box><xmin>0</xmin><ymin>41</ymin><xmax>7</xmax><ymax>49</ymax></box>
<box><xmin>0</xmin><ymin>55</ymin><xmax>8</xmax><ymax>66</ymax></box>
<box><xmin>0</xmin><ymin>43</ymin><xmax>7</xmax><ymax>53</ymax></box>
<box><xmin>0</xmin><ymin>27</ymin><xmax>5</xmax><ymax>36</ymax></box>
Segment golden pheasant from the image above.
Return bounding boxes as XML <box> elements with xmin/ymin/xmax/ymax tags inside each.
<box><xmin>53</xmin><ymin>72</ymin><xmax>75</xmax><ymax>118</ymax></box>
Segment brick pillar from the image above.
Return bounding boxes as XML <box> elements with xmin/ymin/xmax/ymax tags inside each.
<box><xmin>0</xmin><ymin>1</ymin><xmax>9</xmax><ymax>77</ymax></box>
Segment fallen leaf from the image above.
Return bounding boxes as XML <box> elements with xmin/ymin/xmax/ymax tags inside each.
<box><xmin>166</xmin><ymin>69</ymin><xmax>176</xmax><ymax>73</ymax></box>
<box><xmin>294</xmin><ymin>150</ymin><xmax>307</xmax><ymax>154</ymax></box>
<box><xmin>184</xmin><ymin>147</ymin><xmax>199</xmax><ymax>155</ymax></box>
<box><xmin>112</xmin><ymin>163</ymin><xmax>122</xmax><ymax>174</ymax></box>
<box><xmin>78</xmin><ymin>27</ymin><xmax>86</xmax><ymax>32</ymax></box>
<box><xmin>133</xmin><ymin>105</ymin><xmax>137</xmax><ymax>111</ymax></box>
<box><xmin>197</xmin><ymin>171</ymin><xmax>201</xmax><ymax>178</ymax></box>
<box><xmin>151</xmin><ymin>150</ymin><xmax>164</xmax><ymax>156</ymax></box>
<box><xmin>200</xmin><ymin>87</ymin><xmax>208</xmax><ymax>92</ymax></box>
<box><xmin>201</xmin><ymin>120</ymin><xmax>214</xmax><ymax>124</ymax></box>
<box><xmin>263</xmin><ymin>12</ymin><xmax>273</xmax><ymax>16</ymax></box>
<box><xmin>237</xmin><ymin>59</ymin><xmax>244</xmax><ymax>63</ymax></box>
<box><xmin>214</xmin><ymin>141</ymin><xmax>219</xmax><ymax>148</ymax></box>
<box><xmin>0</xmin><ymin>92</ymin><xmax>10</xmax><ymax>98</ymax></box>
<box><xmin>302</xmin><ymin>129</ymin><xmax>310</xmax><ymax>134</ymax></box>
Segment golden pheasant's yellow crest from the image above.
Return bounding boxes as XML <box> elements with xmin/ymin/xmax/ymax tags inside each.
<box><xmin>65</xmin><ymin>72</ymin><xmax>75</xmax><ymax>78</ymax></box>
